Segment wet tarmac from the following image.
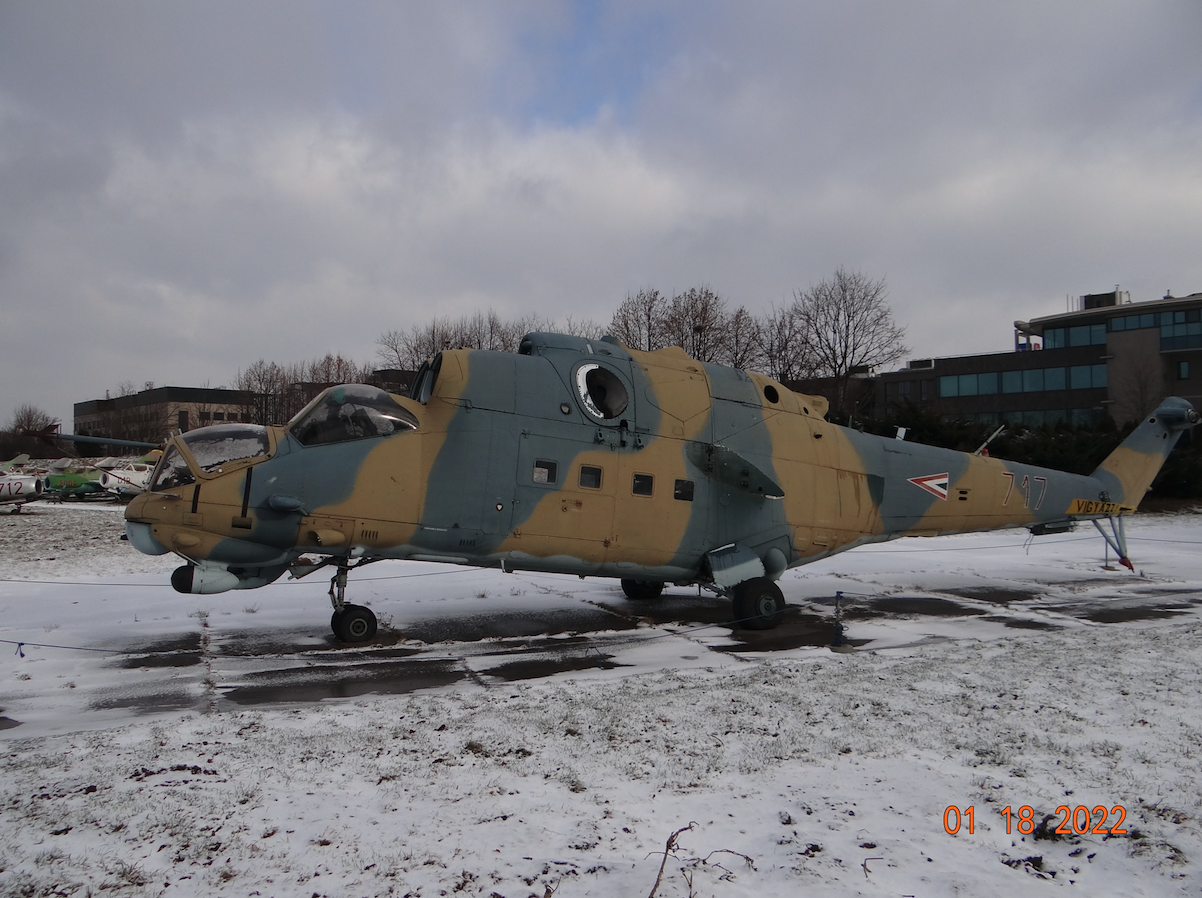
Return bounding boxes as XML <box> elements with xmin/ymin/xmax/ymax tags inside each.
<box><xmin>77</xmin><ymin>582</ymin><xmax>1202</xmax><ymax>716</ymax></box>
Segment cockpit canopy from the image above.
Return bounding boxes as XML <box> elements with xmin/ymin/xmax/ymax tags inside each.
<box><xmin>151</xmin><ymin>423</ymin><xmax>270</xmax><ymax>491</ymax></box>
<box><xmin>289</xmin><ymin>384</ymin><xmax>418</xmax><ymax>446</ymax></box>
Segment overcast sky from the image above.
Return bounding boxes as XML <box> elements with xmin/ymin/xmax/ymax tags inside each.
<box><xmin>3</xmin><ymin>1</ymin><xmax>1201</xmax><ymax>429</ymax></box>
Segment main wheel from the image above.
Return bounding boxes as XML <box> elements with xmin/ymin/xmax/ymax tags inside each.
<box><xmin>732</xmin><ymin>577</ymin><xmax>785</xmax><ymax>630</ymax></box>
<box><xmin>621</xmin><ymin>579</ymin><xmax>664</xmax><ymax>600</ymax></box>
<box><xmin>332</xmin><ymin>604</ymin><xmax>378</xmax><ymax>643</ymax></box>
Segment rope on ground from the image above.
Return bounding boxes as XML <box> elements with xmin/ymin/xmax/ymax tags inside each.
<box><xmin>1</xmin><ymin>637</ymin><xmax>127</xmax><ymax>657</ymax></box>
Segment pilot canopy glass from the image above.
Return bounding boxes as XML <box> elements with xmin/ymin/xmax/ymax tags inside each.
<box><xmin>182</xmin><ymin>424</ymin><xmax>271</xmax><ymax>472</ymax></box>
<box><xmin>289</xmin><ymin>385</ymin><xmax>418</xmax><ymax>446</ymax></box>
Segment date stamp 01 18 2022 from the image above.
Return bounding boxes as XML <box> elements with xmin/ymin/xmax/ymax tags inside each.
<box><xmin>943</xmin><ymin>805</ymin><xmax>1128</xmax><ymax>836</ymax></box>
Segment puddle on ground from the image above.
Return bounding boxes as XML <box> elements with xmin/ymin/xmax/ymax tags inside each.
<box><xmin>113</xmin><ymin>632</ymin><xmax>205</xmax><ymax>669</ymax></box>
<box><xmin>220</xmin><ymin>658</ymin><xmax>466</xmax><ymax>705</ymax></box>
<box><xmin>400</xmin><ymin>607</ymin><xmax>638</xmax><ymax>643</ymax></box>
<box><xmin>981</xmin><ymin>615</ymin><xmax>1061</xmax><ymax>630</ymax></box>
<box><xmin>90</xmin><ymin>690</ymin><xmax>204</xmax><ymax>714</ymax></box>
<box><xmin>1080</xmin><ymin>604</ymin><xmax>1195</xmax><ymax>624</ymax></box>
<box><xmin>942</xmin><ymin>587</ymin><xmax>1041</xmax><ymax>604</ymax></box>
<box><xmin>118</xmin><ymin>651</ymin><xmax>203</xmax><ymax>669</ymax></box>
<box><xmin>721</xmin><ymin>607</ymin><xmax>862</xmax><ymax>653</ymax></box>
<box><xmin>848</xmin><ymin>597</ymin><xmax>984</xmax><ymax>617</ymax></box>
<box><xmin>215</xmin><ymin>627</ymin><xmax>401</xmax><ymax>656</ymax></box>
<box><xmin>480</xmin><ymin>653</ymin><xmax>628</xmax><ymax>681</ymax></box>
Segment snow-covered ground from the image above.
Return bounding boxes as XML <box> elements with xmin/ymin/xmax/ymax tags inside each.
<box><xmin>2</xmin><ymin>502</ymin><xmax>1201</xmax><ymax>897</ymax></box>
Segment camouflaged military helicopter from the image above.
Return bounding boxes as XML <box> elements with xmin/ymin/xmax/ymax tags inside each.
<box><xmin>124</xmin><ymin>332</ymin><xmax>1198</xmax><ymax>643</ymax></box>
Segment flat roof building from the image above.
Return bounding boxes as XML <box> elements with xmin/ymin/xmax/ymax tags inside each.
<box><xmin>868</xmin><ymin>290</ymin><xmax>1202</xmax><ymax>428</ymax></box>
<box><xmin>75</xmin><ymin>386</ymin><xmax>254</xmax><ymax>449</ymax></box>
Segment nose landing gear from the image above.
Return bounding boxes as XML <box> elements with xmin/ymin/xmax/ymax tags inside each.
<box><xmin>328</xmin><ymin>561</ymin><xmax>377</xmax><ymax>643</ymax></box>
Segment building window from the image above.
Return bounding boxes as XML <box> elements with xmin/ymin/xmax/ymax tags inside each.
<box><xmin>1179</xmin><ymin>361</ymin><xmax>1190</xmax><ymax>380</ymax></box>
<box><xmin>1002</xmin><ymin>370</ymin><xmax>1023</xmax><ymax>393</ymax></box>
<box><xmin>532</xmin><ymin>459</ymin><xmax>558</xmax><ymax>484</ymax></box>
<box><xmin>212</xmin><ymin>411</ymin><xmax>224</xmax><ymax>421</ymax></box>
<box><xmin>1022</xmin><ymin>369</ymin><xmax>1045</xmax><ymax>392</ymax></box>
<box><xmin>674</xmin><ymin>479</ymin><xmax>694</xmax><ymax>501</ymax></box>
<box><xmin>1044</xmin><ymin>367</ymin><xmax>1066</xmax><ymax>391</ymax></box>
<box><xmin>199</xmin><ymin>411</ymin><xmax>211</xmax><ymax>424</ymax></box>
<box><xmin>1069</xmin><ymin>365</ymin><xmax>1092</xmax><ymax>389</ymax></box>
<box><xmin>977</xmin><ymin>372</ymin><xmax>998</xmax><ymax>395</ymax></box>
<box><xmin>920</xmin><ymin>380</ymin><xmax>932</xmax><ymax>401</ymax></box>
<box><xmin>178</xmin><ymin>410</ymin><xmax>188</xmax><ymax>431</ymax></box>
<box><xmin>579</xmin><ymin>465</ymin><xmax>602</xmax><ymax>489</ymax></box>
<box><xmin>939</xmin><ymin>375</ymin><xmax>958</xmax><ymax>397</ymax></box>
<box><xmin>632</xmin><ymin>474</ymin><xmax>654</xmax><ymax>496</ymax></box>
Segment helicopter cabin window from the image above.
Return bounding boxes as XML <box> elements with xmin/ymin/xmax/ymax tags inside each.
<box><xmin>632</xmin><ymin>473</ymin><xmax>654</xmax><ymax>496</ymax></box>
<box><xmin>579</xmin><ymin>465</ymin><xmax>602</xmax><ymax>489</ymax></box>
<box><xmin>532</xmin><ymin>459</ymin><xmax>558</xmax><ymax>484</ymax></box>
<box><xmin>182</xmin><ymin>424</ymin><xmax>271</xmax><ymax>472</ymax></box>
<box><xmin>290</xmin><ymin>385</ymin><xmax>419</xmax><ymax>446</ymax></box>
<box><xmin>151</xmin><ymin>446</ymin><xmax>195</xmax><ymax>491</ymax></box>
<box><xmin>674</xmin><ymin>479</ymin><xmax>694</xmax><ymax>501</ymax></box>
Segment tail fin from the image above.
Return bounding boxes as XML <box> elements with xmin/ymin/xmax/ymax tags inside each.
<box><xmin>1092</xmin><ymin>397</ymin><xmax>1198</xmax><ymax>510</ymax></box>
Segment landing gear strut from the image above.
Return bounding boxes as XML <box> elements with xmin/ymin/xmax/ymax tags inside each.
<box><xmin>328</xmin><ymin>561</ymin><xmax>377</xmax><ymax>643</ymax></box>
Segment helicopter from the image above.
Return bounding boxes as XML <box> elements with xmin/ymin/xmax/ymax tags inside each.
<box><xmin>124</xmin><ymin>332</ymin><xmax>1198</xmax><ymax>642</ymax></box>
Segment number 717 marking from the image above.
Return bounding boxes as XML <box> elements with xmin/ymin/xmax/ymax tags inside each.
<box><xmin>1001</xmin><ymin>472</ymin><xmax>1047</xmax><ymax>510</ymax></box>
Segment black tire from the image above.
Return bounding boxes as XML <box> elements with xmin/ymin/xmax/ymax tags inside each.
<box><xmin>332</xmin><ymin>604</ymin><xmax>377</xmax><ymax>643</ymax></box>
<box><xmin>621</xmin><ymin>579</ymin><xmax>664</xmax><ymax>600</ymax></box>
<box><xmin>732</xmin><ymin>577</ymin><xmax>785</xmax><ymax>630</ymax></box>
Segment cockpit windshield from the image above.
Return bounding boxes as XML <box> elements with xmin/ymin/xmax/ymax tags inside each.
<box><xmin>289</xmin><ymin>385</ymin><xmax>418</xmax><ymax>446</ymax></box>
<box><xmin>150</xmin><ymin>445</ymin><xmax>195</xmax><ymax>491</ymax></box>
<box><xmin>181</xmin><ymin>424</ymin><xmax>271</xmax><ymax>472</ymax></box>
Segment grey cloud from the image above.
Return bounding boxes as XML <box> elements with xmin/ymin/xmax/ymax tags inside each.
<box><xmin>2</xmin><ymin>1</ymin><xmax>1202</xmax><ymax>428</ymax></box>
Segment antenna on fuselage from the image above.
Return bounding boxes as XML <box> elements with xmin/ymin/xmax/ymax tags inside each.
<box><xmin>973</xmin><ymin>425</ymin><xmax>1006</xmax><ymax>456</ymax></box>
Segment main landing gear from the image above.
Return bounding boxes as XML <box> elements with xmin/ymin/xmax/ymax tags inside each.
<box><xmin>620</xmin><ymin>579</ymin><xmax>665</xmax><ymax>600</ymax></box>
<box><xmin>618</xmin><ymin>575</ymin><xmax>786</xmax><ymax>630</ymax></box>
<box><xmin>731</xmin><ymin>577</ymin><xmax>786</xmax><ymax>630</ymax></box>
<box><xmin>328</xmin><ymin>561</ymin><xmax>377</xmax><ymax>643</ymax></box>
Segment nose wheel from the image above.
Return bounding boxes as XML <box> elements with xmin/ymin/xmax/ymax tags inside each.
<box><xmin>331</xmin><ymin>604</ymin><xmax>377</xmax><ymax>643</ymax></box>
<box><xmin>328</xmin><ymin>561</ymin><xmax>378</xmax><ymax>643</ymax></box>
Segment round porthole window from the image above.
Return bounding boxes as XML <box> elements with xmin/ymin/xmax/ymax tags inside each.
<box><xmin>575</xmin><ymin>363</ymin><xmax>629</xmax><ymax>419</ymax></box>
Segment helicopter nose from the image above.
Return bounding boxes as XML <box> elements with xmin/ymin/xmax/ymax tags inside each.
<box><xmin>125</xmin><ymin>520</ymin><xmax>171</xmax><ymax>555</ymax></box>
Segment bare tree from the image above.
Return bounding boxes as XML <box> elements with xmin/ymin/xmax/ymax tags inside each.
<box><xmin>558</xmin><ymin>315</ymin><xmax>605</xmax><ymax>340</ymax></box>
<box><xmin>721</xmin><ymin>305</ymin><xmax>765</xmax><ymax>371</ymax></box>
<box><xmin>661</xmin><ymin>287</ymin><xmax>728</xmax><ymax>362</ymax></box>
<box><xmin>793</xmin><ymin>268</ymin><xmax>907</xmax><ymax>416</ymax></box>
<box><xmin>7</xmin><ymin>403</ymin><xmax>59</xmax><ymax>433</ymax></box>
<box><xmin>758</xmin><ymin>302</ymin><xmax>813</xmax><ymax>384</ymax></box>
<box><xmin>233</xmin><ymin>354</ymin><xmax>366</xmax><ymax>426</ymax></box>
<box><xmin>607</xmin><ymin>289</ymin><xmax>668</xmax><ymax>351</ymax></box>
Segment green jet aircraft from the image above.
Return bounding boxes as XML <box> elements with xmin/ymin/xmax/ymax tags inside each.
<box><xmin>125</xmin><ymin>332</ymin><xmax>1199</xmax><ymax>643</ymax></box>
